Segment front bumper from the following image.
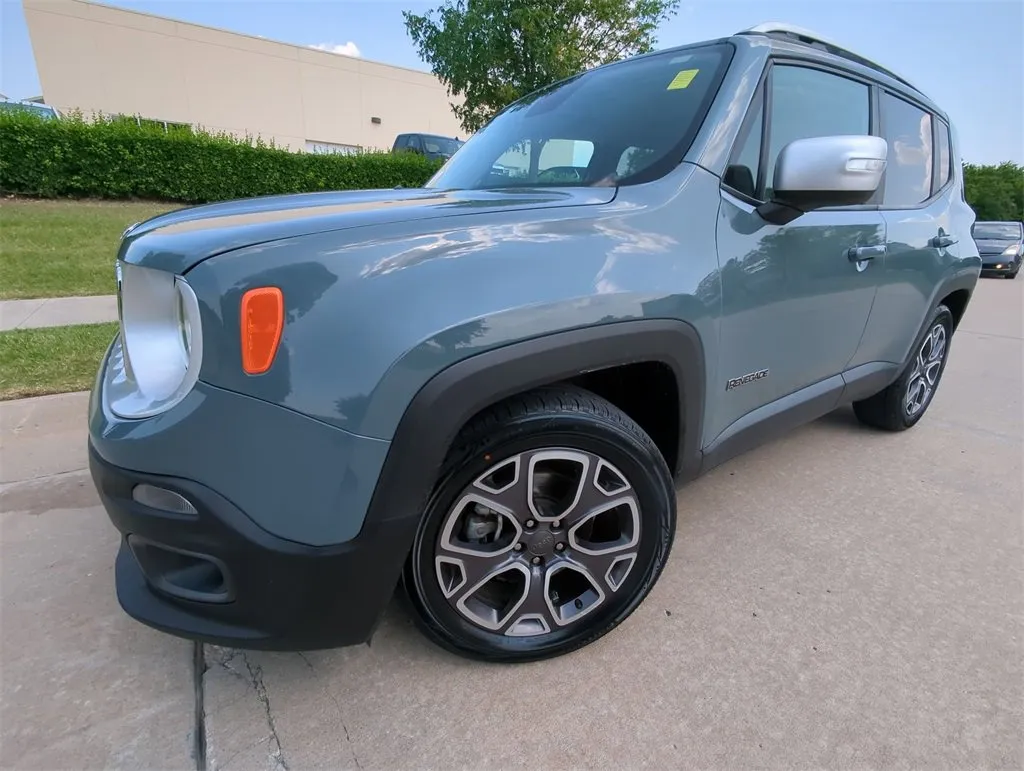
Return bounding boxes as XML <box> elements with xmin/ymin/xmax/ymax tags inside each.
<box><xmin>90</xmin><ymin>443</ymin><xmax>416</xmax><ymax>650</ymax></box>
<box><xmin>87</xmin><ymin>337</ymin><xmax>420</xmax><ymax>650</ymax></box>
<box><xmin>980</xmin><ymin>255</ymin><xmax>1020</xmax><ymax>276</ymax></box>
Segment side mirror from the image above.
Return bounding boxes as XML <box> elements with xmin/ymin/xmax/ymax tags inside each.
<box><xmin>757</xmin><ymin>135</ymin><xmax>888</xmax><ymax>225</ymax></box>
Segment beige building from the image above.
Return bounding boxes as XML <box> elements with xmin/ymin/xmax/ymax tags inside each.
<box><xmin>23</xmin><ymin>0</ymin><xmax>466</xmax><ymax>153</ymax></box>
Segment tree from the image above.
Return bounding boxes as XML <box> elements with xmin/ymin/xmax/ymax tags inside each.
<box><xmin>404</xmin><ymin>0</ymin><xmax>681</xmax><ymax>134</ymax></box>
<box><xmin>963</xmin><ymin>162</ymin><xmax>1024</xmax><ymax>222</ymax></box>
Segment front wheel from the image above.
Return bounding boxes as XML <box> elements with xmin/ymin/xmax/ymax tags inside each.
<box><xmin>853</xmin><ymin>304</ymin><xmax>953</xmax><ymax>431</ymax></box>
<box><xmin>402</xmin><ymin>386</ymin><xmax>676</xmax><ymax>662</ymax></box>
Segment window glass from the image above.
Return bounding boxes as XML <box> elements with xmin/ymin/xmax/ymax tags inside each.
<box><xmin>765</xmin><ymin>66</ymin><xmax>870</xmax><ymax>199</ymax></box>
<box><xmin>973</xmin><ymin>222</ymin><xmax>1022</xmax><ymax>239</ymax></box>
<box><xmin>881</xmin><ymin>92</ymin><xmax>933</xmax><ymax>207</ymax></box>
<box><xmin>421</xmin><ymin>136</ymin><xmax>463</xmax><ymax>155</ymax></box>
<box><xmin>491</xmin><ymin>139</ymin><xmax>596</xmax><ymax>184</ymax></box>
<box><xmin>426</xmin><ymin>44</ymin><xmax>733</xmax><ymax>190</ymax></box>
<box><xmin>724</xmin><ymin>87</ymin><xmax>764</xmax><ymax>199</ymax></box>
<box><xmin>614</xmin><ymin>146</ymin><xmax>654</xmax><ymax>177</ymax></box>
<box><xmin>933</xmin><ymin>118</ymin><xmax>951</xmax><ymax>194</ymax></box>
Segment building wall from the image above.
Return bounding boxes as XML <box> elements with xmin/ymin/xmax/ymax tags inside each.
<box><xmin>23</xmin><ymin>0</ymin><xmax>466</xmax><ymax>152</ymax></box>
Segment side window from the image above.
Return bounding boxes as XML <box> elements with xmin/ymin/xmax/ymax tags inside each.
<box><xmin>408</xmin><ymin>135</ymin><xmax>424</xmax><ymax>153</ymax></box>
<box><xmin>764</xmin><ymin>65</ymin><xmax>870</xmax><ymax>200</ymax></box>
<box><xmin>394</xmin><ymin>135</ymin><xmax>408</xmax><ymax>150</ymax></box>
<box><xmin>724</xmin><ymin>86</ymin><xmax>764</xmax><ymax>199</ymax></box>
<box><xmin>880</xmin><ymin>92</ymin><xmax>933</xmax><ymax>207</ymax></box>
<box><xmin>493</xmin><ymin>139</ymin><xmax>595</xmax><ymax>184</ymax></box>
<box><xmin>616</xmin><ymin>146</ymin><xmax>657</xmax><ymax>178</ymax></box>
<box><xmin>932</xmin><ymin>117</ymin><xmax>951</xmax><ymax>194</ymax></box>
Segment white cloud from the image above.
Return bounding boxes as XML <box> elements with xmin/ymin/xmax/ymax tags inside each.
<box><xmin>310</xmin><ymin>41</ymin><xmax>361</xmax><ymax>58</ymax></box>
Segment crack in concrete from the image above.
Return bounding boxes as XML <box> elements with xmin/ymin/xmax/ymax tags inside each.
<box><xmin>207</xmin><ymin>648</ymin><xmax>289</xmax><ymax>771</ymax></box>
<box><xmin>241</xmin><ymin>654</ymin><xmax>289</xmax><ymax>771</ymax></box>
<box><xmin>297</xmin><ymin>652</ymin><xmax>362</xmax><ymax>770</ymax></box>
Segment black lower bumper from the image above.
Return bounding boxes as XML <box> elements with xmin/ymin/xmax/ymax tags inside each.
<box><xmin>980</xmin><ymin>258</ymin><xmax>1020</xmax><ymax>277</ymax></box>
<box><xmin>89</xmin><ymin>443</ymin><xmax>417</xmax><ymax>651</ymax></box>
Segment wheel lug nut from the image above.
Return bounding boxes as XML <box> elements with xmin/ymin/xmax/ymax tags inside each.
<box><xmin>552</xmin><ymin>520</ymin><xmax>561</xmax><ymax>529</ymax></box>
<box><xmin>555</xmin><ymin>542</ymin><xmax>566</xmax><ymax>552</ymax></box>
<box><xmin>531</xmin><ymin>556</ymin><xmax>542</xmax><ymax>565</ymax></box>
<box><xmin>525</xmin><ymin>520</ymin><xmax>536</xmax><ymax>529</ymax></box>
<box><xmin>513</xmin><ymin>543</ymin><xmax>524</xmax><ymax>552</ymax></box>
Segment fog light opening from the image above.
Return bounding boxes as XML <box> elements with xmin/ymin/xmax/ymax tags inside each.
<box><xmin>132</xmin><ymin>484</ymin><xmax>198</xmax><ymax>515</ymax></box>
<box><xmin>127</xmin><ymin>536</ymin><xmax>232</xmax><ymax>603</ymax></box>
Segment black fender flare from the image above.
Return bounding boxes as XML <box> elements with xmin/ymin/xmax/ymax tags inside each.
<box><xmin>909</xmin><ymin>268</ymin><xmax>978</xmax><ymax>360</ymax></box>
<box><xmin>360</xmin><ymin>318</ymin><xmax>707</xmax><ymax>536</ymax></box>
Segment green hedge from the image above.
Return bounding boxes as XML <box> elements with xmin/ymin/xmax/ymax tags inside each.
<box><xmin>0</xmin><ymin>111</ymin><xmax>444</xmax><ymax>204</ymax></box>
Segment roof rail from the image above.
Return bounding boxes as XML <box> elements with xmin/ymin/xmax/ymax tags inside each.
<box><xmin>737</xmin><ymin>22</ymin><xmax>924</xmax><ymax>95</ymax></box>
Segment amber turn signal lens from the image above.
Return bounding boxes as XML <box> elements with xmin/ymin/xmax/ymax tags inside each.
<box><xmin>240</xmin><ymin>287</ymin><xmax>283</xmax><ymax>375</ymax></box>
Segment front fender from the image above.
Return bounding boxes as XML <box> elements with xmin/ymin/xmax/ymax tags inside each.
<box><xmin>356</xmin><ymin>319</ymin><xmax>707</xmax><ymax>540</ymax></box>
<box><xmin>184</xmin><ymin>177</ymin><xmax>720</xmax><ymax>440</ymax></box>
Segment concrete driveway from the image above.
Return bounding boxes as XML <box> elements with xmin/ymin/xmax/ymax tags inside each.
<box><xmin>2</xmin><ymin>278</ymin><xmax>1021</xmax><ymax>770</ymax></box>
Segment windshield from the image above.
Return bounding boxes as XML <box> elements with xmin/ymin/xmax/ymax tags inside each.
<box><xmin>426</xmin><ymin>43</ymin><xmax>733</xmax><ymax>191</ymax></box>
<box><xmin>973</xmin><ymin>222</ymin><xmax>1022</xmax><ymax>240</ymax></box>
<box><xmin>422</xmin><ymin>136</ymin><xmax>463</xmax><ymax>156</ymax></box>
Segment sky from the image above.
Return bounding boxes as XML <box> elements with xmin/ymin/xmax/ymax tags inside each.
<box><xmin>1</xmin><ymin>0</ymin><xmax>1022</xmax><ymax>165</ymax></box>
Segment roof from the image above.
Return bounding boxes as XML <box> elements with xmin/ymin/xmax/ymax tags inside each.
<box><xmin>735</xmin><ymin>22</ymin><xmax>939</xmax><ymax>112</ymax></box>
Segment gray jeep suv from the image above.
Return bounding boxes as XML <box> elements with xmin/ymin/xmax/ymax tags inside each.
<box><xmin>88</xmin><ymin>23</ymin><xmax>980</xmax><ymax>662</ymax></box>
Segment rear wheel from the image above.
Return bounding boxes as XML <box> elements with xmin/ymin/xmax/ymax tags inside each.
<box><xmin>402</xmin><ymin>386</ymin><xmax>676</xmax><ymax>662</ymax></box>
<box><xmin>853</xmin><ymin>304</ymin><xmax>953</xmax><ymax>431</ymax></box>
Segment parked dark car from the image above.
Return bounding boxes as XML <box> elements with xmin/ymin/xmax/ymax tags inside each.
<box><xmin>972</xmin><ymin>221</ymin><xmax>1022</xmax><ymax>278</ymax></box>
<box><xmin>393</xmin><ymin>132</ymin><xmax>464</xmax><ymax>161</ymax></box>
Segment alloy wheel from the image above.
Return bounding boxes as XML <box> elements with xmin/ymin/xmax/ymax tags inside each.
<box><xmin>904</xmin><ymin>322</ymin><xmax>947</xmax><ymax>417</ymax></box>
<box><xmin>433</xmin><ymin>448</ymin><xmax>641</xmax><ymax>638</ymax></box>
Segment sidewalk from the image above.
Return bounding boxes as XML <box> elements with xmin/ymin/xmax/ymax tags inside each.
<box><xmin>0</xmin><ymin>295</ymin><xmax>118</xmax><ymax>332</ymax></box>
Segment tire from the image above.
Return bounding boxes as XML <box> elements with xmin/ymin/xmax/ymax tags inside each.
<box><xmin>401</xmin><ymin>385</ymin><xmax>676</xmax><ymax>663</ymax></box>
<box><xmin>852</xmin><ymin>304</ymin><xmax>954</xmax><ymax>431</ymax></box>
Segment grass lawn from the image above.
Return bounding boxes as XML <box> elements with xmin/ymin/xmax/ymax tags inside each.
<box><xmin>0</xmin><ymin>322</ymin><xmax>117</xmax><ymax>399</ymax></box>
<box><xmin>0</xmin><ymin>197</ymin><xmax>173</xmax><ymax>300</ymax></box>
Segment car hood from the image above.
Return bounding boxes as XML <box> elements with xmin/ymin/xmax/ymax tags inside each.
<box><xmin>975</xmin><ymin>238</ymin><xmax>1019</xmax><ymax>254</ymax></box>
<box><xmin>118</xmin><ymin>186</ymin><xmax>616</xmax><ymax>274</ymax></box>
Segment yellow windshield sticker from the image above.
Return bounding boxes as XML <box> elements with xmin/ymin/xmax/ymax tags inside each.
<box><xmin>667</xmin><ymin>69</ymin><xmax>699</xmax><ymax>90</ymax></box>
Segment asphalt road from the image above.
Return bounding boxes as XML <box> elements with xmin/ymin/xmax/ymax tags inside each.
<box><xmin>1</xmin><ymin>276</ymin><xmax>1021</xmax><ymax>771</ymax></box>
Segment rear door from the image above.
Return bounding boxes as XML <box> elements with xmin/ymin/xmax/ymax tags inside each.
<box><xmin>853</xmin><ymin>92</ymin><xmax>961</xmax><ymax>367</ymax></box>
<box><xmin>712</xmin><ymin>60</ymin><xmax>885</xmax><ymax>439</ymax></box>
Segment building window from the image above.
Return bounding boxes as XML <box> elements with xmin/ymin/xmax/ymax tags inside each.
<box><xmin>306</xmin><ymin>140</ymin><xmax>361</xmax><ymax>156</ymax></box>
<box><xmin>114</xmin><ymin>114</ymin><xmax>192</xmax><ymax>134</ymax></box>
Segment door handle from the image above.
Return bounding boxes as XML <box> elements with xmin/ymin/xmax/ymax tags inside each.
<box><xmin>931</xmin><ymin>234</ymin><xmax>958</xmax><ymax>248</ymax></box>
<box><xmin>847</xmin><ymin>244</ymin><xmax>886</xmax><ymax>262</ymax></box>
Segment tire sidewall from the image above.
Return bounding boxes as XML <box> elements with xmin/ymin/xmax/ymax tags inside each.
<box><xmin>403</xmin><ymin>409</ymin><xmax>675</xmax><ymax>662</ymax></box>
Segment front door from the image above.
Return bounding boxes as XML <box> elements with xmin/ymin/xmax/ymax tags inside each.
<box><xmin>709</xmin><ymin>60</ymin><xmax>884</xmax><ymax>441</ymax></box>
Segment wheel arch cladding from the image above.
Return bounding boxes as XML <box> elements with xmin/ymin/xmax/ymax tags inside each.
<box><xmin>940</xmin><ymin>288</ymin><xmax>970</xmax><ymax>330</ymax></box>
<box><xmin>358</xmin><ymin>319</ymin><xmax>706</xmax><ymax>544</ymax></box>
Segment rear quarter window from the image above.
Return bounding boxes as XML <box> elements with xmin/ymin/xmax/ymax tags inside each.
<box><xmin>880</xmin><ymin>92</ymin><xmax>933</xmax><ymax>208</ymax></box>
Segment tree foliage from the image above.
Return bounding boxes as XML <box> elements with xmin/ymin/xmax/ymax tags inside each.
<box><xmin>404</xmin><ymin>0</ymin><xmax>681</xmax><ymax>133</ymax></box>
<box><xmin>964</xmin><ymin>162</ymin><xmax>1024</xmax><ymax>222</ymax></box>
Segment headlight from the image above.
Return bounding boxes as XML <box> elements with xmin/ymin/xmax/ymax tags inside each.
<box><xmin>1002</xmin><ymin>244</ymin><xmax>1021</xmax><ymax>256</ymax></box>
<box><xmin>106</xmin><ymin>261</ymin><xmax>203</xmax><ymax>419</ymax></box>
